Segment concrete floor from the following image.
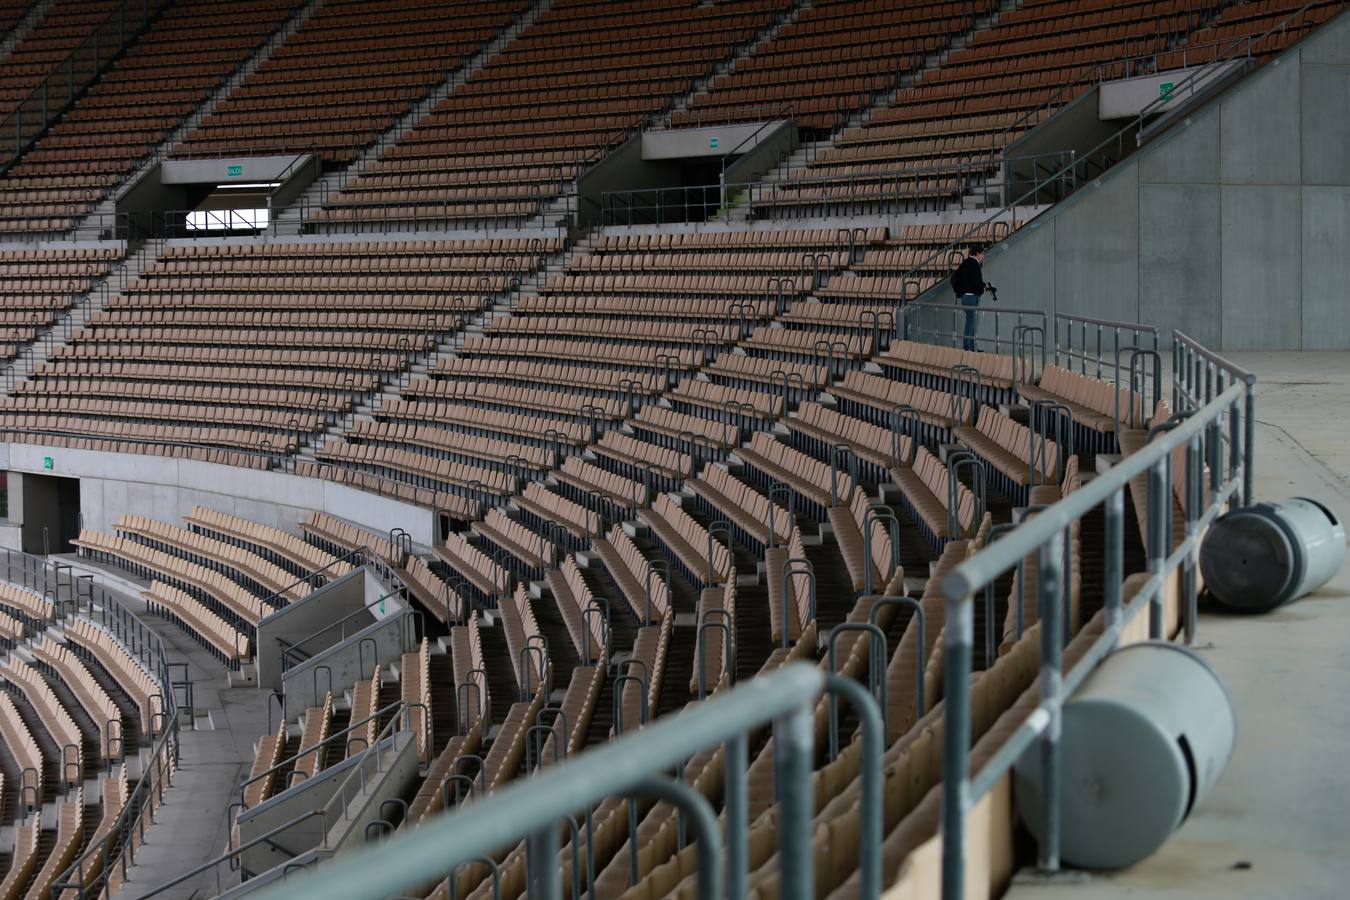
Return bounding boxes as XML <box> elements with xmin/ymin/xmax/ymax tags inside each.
<box><xmin>59</xmin><ymin>559</ymin><xmax>273</xmax><ymax>900</ymax></box>
<box><xmin>1007</xmin><ymin>351</ymin><xmax>1350</xmax><ymax>899</ymax></box>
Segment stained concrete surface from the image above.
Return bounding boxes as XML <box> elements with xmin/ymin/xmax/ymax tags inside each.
<box><xmin>1006</xmin><ymin>351</ymin><xmax>1350</xmax><ymax>899</ymax></box>
<box><xmin>63</xmin><ymin>560</ymin><xmax>274</xmax><ymax>900</ymax></box>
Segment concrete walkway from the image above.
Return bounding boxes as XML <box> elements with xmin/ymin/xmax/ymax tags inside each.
<box><xmin>1007</xmin><ymin>351</ymin><xmax>1350</xmax><ymax>899</ymax></box>
<box><xmin>58</xmin><ymin>559</ymin><xmax>273</xmax><ymax>900</ymax></box>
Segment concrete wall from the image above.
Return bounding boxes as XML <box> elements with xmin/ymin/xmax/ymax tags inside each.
<box><xmin>160</xmin><ymin>155</ymin><xmax>310</xmax><ymax>185</ymax></box>
<box><xmin>577</xmin><ymin>135</ymin><xmax>682</xmax><ymax>227</ymax></box>
<box><xmin>1</xmin><ymin>443</ymin><xmax>435</xmax><ymax>545</ymax></box>
<box><xmin>281</xmin><ymin>606</ymin><xmax>411</xmax><ymax>718</ymax></box>
<box><xmin>1098</xmin><ymin>61</ymin><xmax>1244</xmax><ymax>119</ymax></box>
<box><xmin>981</xmin><ymin>11</ymin><xmax>1350</xmax><ymax>350</ymax></box>
<box><xmin>255</xmin><ymin>569</ymin><xmax>369</xmax><ymax>691</ymax></box>
<box><xmin>642</xmin><ymin>121</ymin><xmax>790</xmax><ymax>160</ymax></box>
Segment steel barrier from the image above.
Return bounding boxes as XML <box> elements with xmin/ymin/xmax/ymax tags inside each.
<box><xmin>0</xmin><ymin>549</ymin><xmax>187</xmax><ymax>900</ymax></box>
<box><xmin>938</xmin><ymin>378</ymin><xmax>1248</xmax><ymax>898</ymax></box>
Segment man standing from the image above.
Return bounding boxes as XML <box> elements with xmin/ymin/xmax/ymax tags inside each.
<box><xmin>950</xmin><ymin>244</ymin><xmax>994</xmax><ymax>351</ymax></box>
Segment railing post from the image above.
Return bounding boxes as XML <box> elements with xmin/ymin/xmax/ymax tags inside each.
<box><xmin>1242</xmin><ymin>381</ymin><xmax>1255</xmax><ymax>506</ymax></box>
<box><xmin>724</xmin><ymin>733</ymin><xmax>748</xmax><ymax>900</ymax></box>
<box><xmin>1036</xmin><ymin>531</ymin><xmax>1064</xmax><ymax>873</ymax></box>
<box><xmin>940</xmin><ymin>590</ymin><xmax>973</xmax><ymax>900</ymax></box>
<box><xmin>1103</xmin><ymin>488</ymin><xmax>1124</xmax><ymax>630</ymax></box>
<box><xmin>1146</xmin><ymin>456</ymin><xmax>1170</xmax><ymax>639</ymax></box>
<box><xmin>774</xmin><ymin>704</ymin><xmax>814</xmax><ymax>900</ymax></box>
<box><xmin>525</xmin><ymin>825</ymin><xmax>561</xmax><ymax>900</ymax></box>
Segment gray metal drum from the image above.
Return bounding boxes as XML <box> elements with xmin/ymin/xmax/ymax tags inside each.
<box><xmin>1014</xmin><ymin>642</ymin><xmax>1235</xmax><ymax>870</ymax></box>
<box><xmin>1200</xmin><ymin>498</ymin><xmax>1346</xmax><ymax>612</ymax></box>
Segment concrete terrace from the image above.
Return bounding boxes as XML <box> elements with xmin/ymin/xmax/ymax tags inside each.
<box><xmin>1007</xmin><ymin>351</ymin><xmax>1350</xmax><ymax>900</ymax></box>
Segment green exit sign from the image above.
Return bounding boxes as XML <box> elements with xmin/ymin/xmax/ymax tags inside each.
<box><xmin>42</xmin><ymin>456</ymin><xmax>53</xmax><ymax>470</ymax></box>
<box><xmin>226</xmin><ymin>164</ymin><xmax>243</xmax><ymax>177</ymax></box>
<box><xmin>709</xmin><ymin>136</ymin><xmax>719</xmax><ymax>149</ymax></box>
<box><xmin>1159</xmin><ymin>81</ymin><xmax>1175</xmax><ymax>100</ymax></box>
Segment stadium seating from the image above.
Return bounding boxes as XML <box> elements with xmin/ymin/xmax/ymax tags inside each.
<box><xmin>0</xmin><ymin>0</ymin><xmax>1334</xmax><ymax>895</ymax></box>
<box><xmin>0</xmin><ymin>0</ymin><xmax>119</xmax><ymax>120</ymax></box>
<box><xmin>676</xmin><ymin>0</ymin><xmax>998</xmax><ymax>132</ymax></box>
<box><xmin>0</xmin><ymin>0</ymin><xmax>303</xmax><ymax>233</ymax></box>
<box><xmin>176</xmin><ymin>0</ymin><xmax>533</xmax><ymax>163</ymax></box>
<box><xmin>314</xmin><ymin>0</ymin><xmax>800</xmax><ymax>227</ymax></box>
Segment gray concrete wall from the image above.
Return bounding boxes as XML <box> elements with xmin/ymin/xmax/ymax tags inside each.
<box><xmin>642</xmin><ymin>121</ymin><xmax>790</xmax><ymax>160</ymax></box>
<box><xmin>255</xmin><ymin>569</ymin><xmax>369</xmax><ymax>692</ymax></box>
<box><xmin>281</xmin><ymin>608</ymin><xmax>410</xmax><ymax>719</ymax></box>
<box><xmin>577</xmin><ymin>135</ymin><xmax>682</xmax><ymax>227</ymax></box>
<box><xmin>3</xmin><ymin>443</ymin><xmax>435</xmax><ymax>544</ymax></box>
<box><xmin>1098</xmin><ymin>62</ymin><xmax>1244</xmax><ymax>119</ymax></box>
<box><xmin>161</xmin><ymin>155</ymin><xmax>310</xmax><ymax>185</ymax></box>
<box><xmin>722</xmin><ymin>122</ymin><xmax>797</xmax><ymax>190</ymax></box>
<box><xmin>980</xmin><ymin>11</ymin><xmax>1350</xmax><ymax>350</ymax></box>
<box><xmin>236</xmin><ymin>732</ymin><xmax>417</xmax><ymax>877</ymax></box>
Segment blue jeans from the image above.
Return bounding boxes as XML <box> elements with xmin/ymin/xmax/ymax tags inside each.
<box><xmin>960</xmin><ymin>293</ymin><xmax>980</xmax><ymax>351</ymax></box>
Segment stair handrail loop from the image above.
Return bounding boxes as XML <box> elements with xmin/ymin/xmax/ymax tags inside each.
<box><xmin>696</xmin><ymin>610</ymin><xmax>734</xmax><ymax>701</ymax></box>
<box><xmin>946</xmin><ymin>451</ymin><xmax>987</xmax><ymax>539</ymax></box>
<box><xmin>779</xmin><ymin>557</ymin><xmax>815</xmax><ymax>648</ymax></box>
<box><xmin>824</xmin><ymin>622</ymin><xmax>887</xmax><ymax>760</ymax></box>
<box><xmin>862</xmin><ymin>504</ymin><xmax>901</xmax><ymax>596</ymax></box>
<box><xmin>766</xmin><ymin>482</ymin><xmax>795</xmax><ymax>550</ymax></box>
<box><xmin>828</xmin><ymin>442</ymin><xmax>858</xmax><ymax>507</ymax></box>
<box><xmin>643</xmin><ymin>558</ymin><xmax>669</xmax><ymax>627</ymax></box>
<box><xmin>869</xmin><ymin>595</ymin><xmax>926</xmax><ymax>724</ymax></box>
<box><xmin>890</xmin><ymin>404</ymin><xmax>922</xmax><ymax>468</ymax></box>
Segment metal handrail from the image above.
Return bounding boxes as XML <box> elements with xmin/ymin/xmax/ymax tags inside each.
<box><xmin>247</xmin><ymin>663</ymin><xmax>868</xmax><ymax>900</ymax></box>
<box><xmin>1172</xmin><ymin>330</ymin><xmax>1257</xmax><ymax>505</ymax></box>
<box><xmin>136</xmin><ymin>695</ymin><xmax>415</xmax><ymax>899</ymax></box>
<box><xmin>938</xmin><ymin>371</ymin><xmax>1252</xmax><ymax>898</ymax></box>
<box><xmin>278</xmin><ymin>587</ymin><xmax>412</xmax><ymax>671</ymax></box>
<box><xmin>15</xmin><ymin>552</ymin><xmax>185</xmax><ymax>899</ymax></box>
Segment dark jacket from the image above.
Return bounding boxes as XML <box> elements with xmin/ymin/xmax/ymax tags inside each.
<box><xmin>950</xmin><ymin>255</ymin><xmax>985</xmax><ymax>298</ymax></box>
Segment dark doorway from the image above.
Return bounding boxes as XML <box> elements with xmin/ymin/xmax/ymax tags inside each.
<box><xmin>19</xmin><ymin>473</ymin><xmax>81</xmax><ymax>554</ymax></box>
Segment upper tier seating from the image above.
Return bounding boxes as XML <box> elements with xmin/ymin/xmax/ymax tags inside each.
<box><xmin>0</xmin><ymin>246</ymin><xmax>121</xmax><ymax>362</ymax></box>
<box><xmin>676</xmin><ymin>0</ymin><xmax>997</xmax><ymax>131</ymax></box>
<box><xmin>176</xmin><ymin>0</ymin><xmax>532</xmax><ymax>163</ymax></box>
<box><xmin>0</xmin><ymin>0</ymin><xmax>302</xmax><ymax>234</ymax></box>
<box><xmin>315</xmin><ymin>0</ymin><xmax>798</xmax><ymax>228</ymax></box>
<box><xmin>751</xmin><ymin>0</ymin><xmax>1342</xmax><ymax>216</ymax></box>
<box><xmin>1159</xmin><ymin>0</ymin><xmax>1345</xmax><ymax>67</ymax></box>
<box><xmin>0</xmin><ymin>0</ymin><xmax>119</xmax><ymax>120</ymax></box>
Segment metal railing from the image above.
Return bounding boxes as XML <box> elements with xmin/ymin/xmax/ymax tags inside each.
<box><xmin>0</xmin><ymin>549</ymin><xmax>187</xmax><ymax>900</ymax></box>
<box><xmin>901</xmin><ymin>303</ymin><xmax>1048</xmax><ymax>369</ymax></box>
<box><xmin>937</xmin><ymin>365</ymin><xmax>1253</xmax><ymax>898</ymax></box>
<box><xmin>245</xmin><ymin>662</ymin><xmax>885</xmax><ymax>900</ymax></box>
<box><xmin>135</xmin><ymin>698</ymin><xmax>423</xmax><ymax>899</ymax></box>
<box><xmin>0</xmin><ymin>0</ymin><xmax>173</xmax><ymax>173</ymax></box>
<box><xmin>599</xmin><ymin>152</ymin><xmax>1077</xmax><ymax>227</ymax></box>
<box><xmin>1173</xmin><ymin>330</ymin><xmax>1256</xmax><ymax>505</ymax></box>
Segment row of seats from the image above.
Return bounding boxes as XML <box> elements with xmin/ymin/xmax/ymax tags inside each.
<box><xmin>677</xmin><ymin>0</ymin><xmax>998</xmax><ymax>131</ymax></box>
<box><xmin>177</xmin><ymin>0</ymin><xmax>533</xmax><ymax>162</ymax></box>
<box><xmin>5</xmin><ymin>239</ymin><xmax>542</xmax><ymax>458</ymax></box>
<box><xmin>316</xmin><ymin>0</ymin><xmax>798</xmax><ymax>226</ymax></box>
<box><xmin>0</xmin><ymin>0</ymin><xmax>303</xmax><ymax>232</ymax></box>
